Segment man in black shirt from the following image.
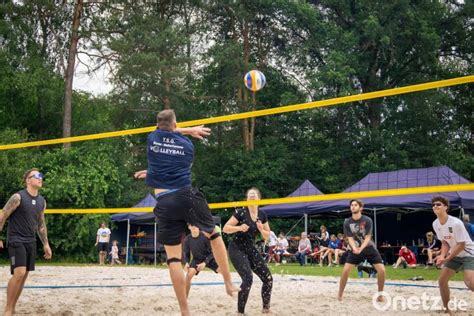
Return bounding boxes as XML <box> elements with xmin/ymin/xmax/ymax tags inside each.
<box><xmin>0</xmin><ymin>168</ymin><xmax>52</xmax><ymax>316</ymax></box>
<box><xmin>183</xmin><ymin>224</ymin><xmax>220</xmax><ymax>297</ymax></box>
<box><xmin>337</xmin><ymin>199</ymin><xmax>385</xmax><ymax>302</ymax></box>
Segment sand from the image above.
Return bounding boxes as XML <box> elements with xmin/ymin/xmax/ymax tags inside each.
<box><xmin>0</xmin><ymin>265</ymin><xmax>472</xmax><ymax>315</ymax></box>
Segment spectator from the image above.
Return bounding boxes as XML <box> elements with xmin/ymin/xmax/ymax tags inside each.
<box><xmin>295</xmin><ymin>232</ymin><xmax>311</xmax><ymax>266</ymax></box>
<box><xmin>317</xmin><ymin>233</ymin><xmax>330</xmax><ymax>267</ymax></box>
<box><xmin>316</xmin><ymin>225</ymin><xmax>329</xmax><ymax>241</ymax></box>
<box><xmin>334</xmin><ymin>234</ymin><xmax>348</xmax><ymax>265</ymax></box>
<box><xmin>266</xmin><ymin>231</ymin><xmax>278</xmax><ymax>263</ymax></box>
<box><xmin>323</xmin><ymin>234</ymin><xmax>339</xmax><ymax>267</ymax></box>
<box><xmin>462</xmin><ymin>215</ymin><xmax>474</xmax><ymax>241</ymax></box>
<box><xmin>275</xmin><ymin>232</ymin><xmax>289</xmax><ymax>264</ymax></box>
<box><xmin>95</xmin><ymin>222</ymin><xmax>111</xmax><ymax>265</ymax></box>
<box><xmin>393</xmin><ymin>246</ymin><xmax>417</xmax><ymax>269</ymax></box>
<box><xmin>110</xmin><ymin>240</ymin><xmax>121</xmax><ymax>265</ymax></box>
<box><xmin>357</xmin><ymin>260</ymin><xmax>377</xmax><ymax>278</ymax></box>
<box><xmin>422</xmin><ymin>231</ymin><xmax>441</xmax><ymax>268</ymax></box>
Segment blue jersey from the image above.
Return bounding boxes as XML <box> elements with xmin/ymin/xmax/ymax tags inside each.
<box><xmin>329</xmin><ymin>240</ymin><xmax>338</xmax><ymax>249</ymax></box>
<box><xmin>145</xmin><ymin>129</ymin><xmax>194</xmax><ymax>189</ymax></box>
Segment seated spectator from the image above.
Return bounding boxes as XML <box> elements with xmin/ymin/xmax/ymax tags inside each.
<box><xmin>334</xmin><ymin>233</ymin><xmax>347</xmax><ymax>265</ymax></box>
<box><xmin>462</xmin><ymin>214</ymin><xmax>474</xmax><ymax>241</ymax></box>
<box><xmin>314</xmin><ymin>234</ymin><xmax>330</xmax><ymax>266</ymax></box>
<box><xmin>275</xmin><ymin>232</ymin><xmax>290</xmax><ymax>264</ymax></box>
<box><xmin>316</xmin><ymin>225</ymin><xmax>329</xmax><ymax>241</ymax></box>
<box><xmin>295</xmin><ymin>232</ymin><xmax>311</xmax><ymax>266</ymax></box>
<box><xmin>422</xmin><ymin>231</ymin><xmax>441</xmax><ymax>268</ymax></box>
<box><xmin>338</xmin><ymin>237</ymin><xmax>351</xmax><ymax>265</ymax></box>
<box><xmin>321</xmin><ymin>234</ymin><xmax>339</xmax><ymax>267</ymax></box>
<box><xmin>357</xmin><ymin>260</ymin><xmax>377</xmax><ymax>278</ymax></box>
<box><xmin>393</xmin><ymin>246</ymin><xmax>417</xmax><ymax>269</ymax></box>
<box><xmin>266</xmin><ymin>230</ymin><xmax>278</xmax><ymax>263</ymax></box>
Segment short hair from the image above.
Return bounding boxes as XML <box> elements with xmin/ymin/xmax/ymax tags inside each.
<box><xmin>23</xmin><ymin>168</ymin><xmax>39</xmax><ymax>184</ymax></box>
<box><xmin>431</xmin><ymin>196</ymin><xmax>449</xmax><ymax>209</ymax></box>
<box><xmin>320</xmin><ymin>225</ymin><xmax>327</xmax><ymax>231</ymax></box>
<box><xmin>246</xmin><ymin>187</ymin><xmax>262</xmax><ymax>199</ymax></box>
<box><xmin>157</xmin><ymin>109</ymin><xmax>176</xmax><ymax>131</ymax></box>
<box><xmin>350</xmin><ymin>199</ymin><xmax>364</xmax><ymax>208</ymax></box>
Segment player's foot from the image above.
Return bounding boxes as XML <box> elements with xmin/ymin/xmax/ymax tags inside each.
<box><xmin>376</xmin><ymin>295</ymin><xmax>386</xmax><ymax>303</ymax></box>
<box><xmin>337</xmin><ymin>294</ymin><xmax>343</xmax><ymax>301</ymax></box>
<box><xmin>262</xmin><ymin>308</ymin><xmax>272</xmax><ymax>314</ymax></box>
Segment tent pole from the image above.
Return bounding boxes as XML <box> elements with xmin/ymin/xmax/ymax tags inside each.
<box><xmin>286</xmin><ymin>216</ymin><xmax>304</xmax><ymax>236</ymax></box>
<box><xmin>373</xmin><ymin>208</ymin><xmax>377</xmax><ymax>247</ymax></box>
<box><xmin>304</xmin><ymin>213</ymin><xmax>308</xmax><ymax>234</ymax></box>
<box><xmin>154</xmin><ymin>219</ymin><xmax>157</xmax><ymax>266</ymax></box>
<box><xmin>126</xmin><ymin>219</ymin><xmax>130</xmax><ymax>265</ymax></box>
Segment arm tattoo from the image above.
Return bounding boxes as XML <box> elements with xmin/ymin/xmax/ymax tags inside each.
<box><xmin>37</xmin><ymin>211</ymin><xmax>49</xmax><ymax>246</ymax></box>
<box><xmin>0</xmin><ymin>194</ymin><xmax>21</xmax><ymax>232</ymax></box>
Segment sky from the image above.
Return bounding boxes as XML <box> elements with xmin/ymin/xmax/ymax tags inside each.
<box><xmin>73</xmin><ymin>57</ymin><xmax>113</xmax><ymax>96</ymax></box>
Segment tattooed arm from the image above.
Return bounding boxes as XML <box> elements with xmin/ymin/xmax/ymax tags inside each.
<box><xmin>38</xmin><ymin>201</ymin><xmax>52</xmax><ymax>259</ymax></box>
<box><xmin>0</xmin><ymin>193</ymin><xmax>21</xmax><ymax>249</ymax></box>
<box><xmin>0</xmin><ymin>193</ymin><xmax>21</xmax><ymax>233</ymax></box>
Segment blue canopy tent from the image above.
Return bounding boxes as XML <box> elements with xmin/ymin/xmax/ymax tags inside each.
<box><xmin>306</xmin><ymin>166</ymin><xmax>474</xmax><ymax>245</ymax></box>
<box><xmin>261</xmin><ymin>180</ymin><xmax>324</xmax><ymax>234</ymax></box>
<box><xmin>110</xmin><ymin>194</ymin><xmax>154</xmax><ymax>265</ymax></box>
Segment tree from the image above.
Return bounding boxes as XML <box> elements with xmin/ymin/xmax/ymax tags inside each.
<box><xmin>63</xmin><ymin>0</ymin><xmax>84</xmax><ymax>148</ymax></box>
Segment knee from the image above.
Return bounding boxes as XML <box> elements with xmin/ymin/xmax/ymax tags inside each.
<box><xmin>12</xmin><ymin>269</ymin><xmax>27</xmax><ymax>279</ymax></box>
<box><xmin>241</xmin><ymin>275</ymin><xmax>253</xmax><ymax>288</ymax></box>
<box><xmin>439</xmin><ymin>276</ymin><xmax>450</xmax><ymax>286</ymax></box>
<box><xmin>464</xmin><ymin>279</ymin><xmax>474</xmax><ymax>291</ymax></box>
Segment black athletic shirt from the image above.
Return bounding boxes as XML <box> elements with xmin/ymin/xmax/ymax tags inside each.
<box><xmin>230</xmin><ymin>207</ymin><xmax>268</xmax><ymax>249</ymax></box>
<box><xmin>183</xmin><ymin>232</ymin><xmax>214</xmax><ymax>264</ymax></box>
<box><xmin>7</xmin><ymin>190</ymin><xmax>45</xmax><ymax>243</ymax></box>
<box><xmin>343</xmin><ymin>214</ymin><xmax>376</xmax><ymax>249</ymax></box>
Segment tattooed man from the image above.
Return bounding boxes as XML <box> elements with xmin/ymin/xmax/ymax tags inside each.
<box><xmin>0</xmin><ymin>168</ymin><xmax>52</xmax><ymax>316</ymax></box>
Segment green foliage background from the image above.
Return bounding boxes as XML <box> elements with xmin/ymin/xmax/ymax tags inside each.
<box><xmin>0</xmin><ymin>1</ymin><xmax>472</xmax><ymax>261</ymax></box>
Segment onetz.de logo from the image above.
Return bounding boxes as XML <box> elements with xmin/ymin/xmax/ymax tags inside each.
<box><xmin>372</xmin><ymin>291</ymin><xmax>468</xmax><ymax>312</ymax></box>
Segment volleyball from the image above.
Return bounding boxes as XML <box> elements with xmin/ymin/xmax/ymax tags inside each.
<box><xmin>244</xmin><ymin>70</ymin><xmax>266</xmax><ymax>91</ymax></box>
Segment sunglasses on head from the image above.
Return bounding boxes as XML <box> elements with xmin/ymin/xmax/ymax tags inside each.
<box><xmin>432</xmin><ymin>202</ymin><xmax>444</xmax><ymax>207</ymax></box>
<box><xmin>28</xmin><ymin>173</ymin><xmax>44</xmax><ymax>180</ymax></box>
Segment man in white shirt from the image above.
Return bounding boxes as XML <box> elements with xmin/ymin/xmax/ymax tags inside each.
<box><xmin>432</xmin><ymin>196</ymin><xmax>474</xmax><ymax>312</ymax></box>
<box><xmin>95</xmin><ymin>222</ymin><xmax>111</xmax><ymax>265</ymax></box>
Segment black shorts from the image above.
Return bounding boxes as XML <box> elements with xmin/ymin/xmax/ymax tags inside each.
<box><xmin>8</xmin><ymin>241</ymin><xmax>36</xmax><ymax>275</ymax></box>
<box><xmin>346</xmin><ymin>246</ymin><xmax>383</xmax><ymax>265</ymax></box>
<box><xmin>190</xmin><ymin>258</ymin><xmax>219</xmax><ymax>275</ymax></box>
<box><xmin>98</xmin><ymin>242</ymin><xmax>109</xmax><ymax>252</ymax></box>
<box><xmin>153</xmin><ymin>186</ymin><xmax>215</xmax><ymax>246</ymax></box>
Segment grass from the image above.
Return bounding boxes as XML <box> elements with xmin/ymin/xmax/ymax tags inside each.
<box><xmin>266</xmin><ymin>263</ymin><xmax>466</xmax><ymax>282</ymax></box>
<box><xmin>0</xmin><ymin>261</ymin><xmax>465</xmax><ymax>282</ymax></box>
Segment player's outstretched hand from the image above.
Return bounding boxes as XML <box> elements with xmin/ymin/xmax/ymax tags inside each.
<box><xmin>134</xmin><ymin>170</ymin><xmax>147</xmax><ymax>179</ymax></box>
<box><xmin>186</xmin><ymin>126</ymin><xmax>211</xmax><ymax>140</ymax></box>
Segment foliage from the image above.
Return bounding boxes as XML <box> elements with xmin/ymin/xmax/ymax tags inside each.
<box><xmin>0</xmin><ymin>1</ymin><xmax>472</xmax><ymax>260</ymax></box>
